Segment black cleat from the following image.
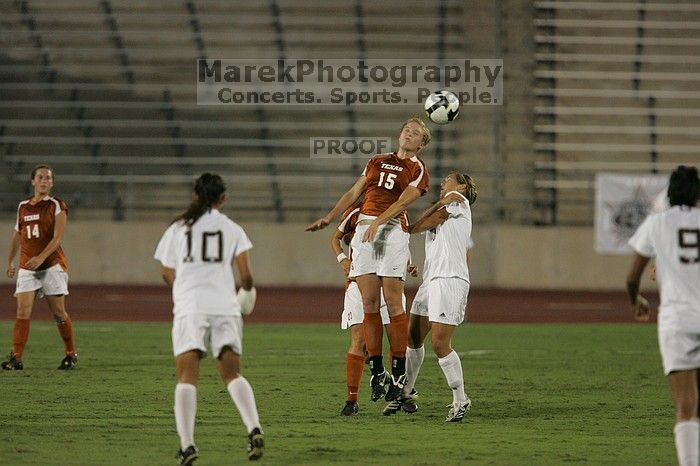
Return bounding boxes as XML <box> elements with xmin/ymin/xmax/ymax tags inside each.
<box><xmin>369</xmin><ymin>370</ymin><xmax>390</xmax><ymax>402</ymax></box>
<box><xmin>247</xmin><ymin>427</ymin><xmax>264</xmax><ymax>460</ymax></box>
<box><xmin>1</xmin><ymin>352</ymin><xmax>23</xmax><ymax>370</ymax></box>
<box><xmin>175</xmin><ymin>445</ymin><xmax>199</xmax><ymax>466</ymax></box>
<box><xmin>340</xmin><ymin>400</ymin><xmax>359</xmax><ymax>416</ymax></box>
<box><xmin>402</xmin><ymin>398</ymin><xmax>418</xmax><ymax>413</ymax></box>
<box><xmin>58</xmin><ymin>354</ymin><xmax>77</xmax><ymax>370</ymax></box>
<box><xmin>384</xmin><ymin>373</ymin><xmax>407</xmax><ymax>402</ymax></box>
<box><xmin>382</xmin><ymin>395</ymin><xmax>418</xmax><ymax>416</ymax></box>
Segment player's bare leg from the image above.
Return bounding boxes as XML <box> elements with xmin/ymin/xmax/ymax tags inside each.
<box><xmin>669</xmin><ymin>369</ymin><xmax>699</xmax><ymax>466</ymax></box>
<box><xmin>46</xmin><ymin>294</ymin><xmax>77</xmax><ymax>369</ymax></box>
<box><xmin>218</xmin><ymin>347</ymin><xmax>264</xmax><ymax>460</ymax></box>
<box><xmin>2</xmin><ymin>291</ymin><xmax>35</xmax><ymax>370</ymax></box>
<box><xmin>356</xmin><ymin>274</ymin><xmax>388</xmax><ymax>401</ymax></box>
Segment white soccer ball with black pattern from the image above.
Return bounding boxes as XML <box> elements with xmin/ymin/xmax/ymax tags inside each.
<box><xmin>424</xmin><ymin>90</ymin><xmax>460</xmax><ymax>125</ymax></box>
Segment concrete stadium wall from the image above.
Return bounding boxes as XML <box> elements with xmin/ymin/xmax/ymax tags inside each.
<box><xmin>0</xmin><ymin>220</ymin><xmax>655</xmax><ymax>291</ymax></box>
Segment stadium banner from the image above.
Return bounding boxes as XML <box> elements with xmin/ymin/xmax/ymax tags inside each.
<box><xmin>594</xmin><ymin>173</ymin><xmax>668</xmax><ymax>254</ymax></box>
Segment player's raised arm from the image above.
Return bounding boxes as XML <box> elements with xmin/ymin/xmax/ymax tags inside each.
<box><xmin>305</xmin><ymin>176</ymin><xmax>366</xmax><ymax>232</ymax></box>
<box><xmin>362</xmin><ymin>185</ymin><xmax>422</xmax><ymax>242</ymax></box>
<box><xmin>408</xmin><ymin>202</ymin><xmax>449</xmax><ymax>234</ymax></box>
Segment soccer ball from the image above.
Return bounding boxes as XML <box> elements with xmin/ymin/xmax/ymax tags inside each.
<box><xmin>424</xmin><ymin>90</ymin><xmax>460</xmax><ymax>125</ymax></box>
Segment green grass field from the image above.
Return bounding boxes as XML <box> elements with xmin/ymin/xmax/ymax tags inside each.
<box><xmin>0</xmin><ymin>321</ymin><xmax>673</xmax><ymax>465</ymax></box>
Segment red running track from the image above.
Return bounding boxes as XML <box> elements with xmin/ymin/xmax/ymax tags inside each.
<box><xmin>0</xmin><ymin>285</ymin><xmax>657</xmax><ymax>324</ymax></box>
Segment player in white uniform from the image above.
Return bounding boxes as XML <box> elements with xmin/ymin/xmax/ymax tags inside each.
<box><xmin>383</xmin><ymin>172</ymin><xmax>478</xmax><ymax>422</ymax></box>
<box><xmin>627</xmin><ymin>166</ymin><xmax>700</xmax><ymax>466</ymax></box>
<box><xmin>154</xmin><ymin>174</ymin><xmax>264</xmax><ymax>465</ymax></box>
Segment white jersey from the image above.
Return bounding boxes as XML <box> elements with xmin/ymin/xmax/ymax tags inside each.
<box><xmin>422</xmin><ymin>191</ymin><xmax>473</xmax><ymax>282</ymax></box>
<box><xmin>628</xmin><ymin>205</ymin><xmax>700</xmax><ymax>332</ymax></box>
<box><xmin>154</xmin><ymin>209</ymin><xmax>252</xmax><ymax>317</ymax></box>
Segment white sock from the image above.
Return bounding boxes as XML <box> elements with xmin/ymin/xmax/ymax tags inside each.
<box><xmin>438</xmin><ymin>350</ymin><xmax>467</xmax><ymax>404</ymax></box>
<box><xmin>674</xmin><ymin>419</ymin><xmax>699</xmax><ymax>466</ymax></box>
<box><xmin>174</xmin><ymin>383</ymin><xmax>197</xmax><ymax>450</ymax></box>
<box><xmin>227</xmin><ymin>377</ymin><xmax>261</xmax><ymax>433</ymax></box>
<box><xmin>404</xmin><ymin>346</ymin><xmax>424</xmax><ymax>396</ymax></box>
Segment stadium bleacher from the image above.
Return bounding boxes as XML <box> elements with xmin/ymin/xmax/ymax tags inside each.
<box><xmin>2</xmin><ymin>0</ymin><xmax>518</xmax><ymax>223</ymax></box>
<box><xmin>534</xmin><ymin>1</ymin><xmax>700</xmax><ymax>224</ymax></box>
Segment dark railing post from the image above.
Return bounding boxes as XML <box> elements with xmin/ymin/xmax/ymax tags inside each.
<box><xmin>648</xmin><ymin>96</ymin><xmax>658</xmax><ymax>174</ymax></box>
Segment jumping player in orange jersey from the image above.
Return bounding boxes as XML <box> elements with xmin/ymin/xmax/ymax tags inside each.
<box><xmin>3</xmin><ymin>165</ymin><xmax>77</xmax><ymax>370</ymax></box>
<box><xmin>307</xmin><ymin>117</ymin><xmax>431</xmax><ymax>406</ymax></box>
<box><xmin>332</xmin><ymin>201</ymin><xmax>417</xmax><ymax>416</ymax></box>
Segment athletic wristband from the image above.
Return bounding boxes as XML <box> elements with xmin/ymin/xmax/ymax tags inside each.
<box><xmin>337</xmin><ymin>252</ymin><xmax>348</xmax><ymax>263</ymax></box>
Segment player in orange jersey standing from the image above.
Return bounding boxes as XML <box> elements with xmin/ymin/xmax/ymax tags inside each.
<box><xmin>307</xmin><ymin>117</ymin><xmax>431</xmax><ymax>407</ymax></box>
<box><xmin>3</xmin><ymin>164</ymin><xmax>77</xmax><ymax>370</ymax></box>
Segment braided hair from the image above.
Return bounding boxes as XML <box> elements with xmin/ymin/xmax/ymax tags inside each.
<box><xmin>452</xmin><ymin>172</ymin><xmax>478</xmax><ymax>205</ymax></box>
<box><xmin>173</xmin><ymin>173</ymin><xmax>226</xmax><ymax>226</ymax></box>
<box><xmin>668</xmin><ymin>165</ymin><xmax>700</xmax><ymax>207</ymax></box>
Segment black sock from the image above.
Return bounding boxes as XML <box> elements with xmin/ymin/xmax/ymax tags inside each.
<box><xmin>368</xmin><ymin>356</ymin><xmax>384</xmax><ymax>376</ymax></box>
<box><xmin>392</xmin><ymin>356</ymin><xmax>406</xmax><ymax>376</ymax></box>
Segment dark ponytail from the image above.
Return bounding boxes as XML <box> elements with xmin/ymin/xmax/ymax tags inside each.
<box><xmin>173</xmin><ymin>173</ymin><xmax>226</xmax><ymax>226</ymax></box>
<box><xmin>668</xmin><ymin>165</ymin><xmax>700</xmax><ymax>207</ymax></box>
<box><xmin>454</xmin><ymin>172</ymin><xmax>478</xmax><ymax>205</ymax></box>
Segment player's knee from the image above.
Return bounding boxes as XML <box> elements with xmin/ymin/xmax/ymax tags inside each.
<box><xmin>361</xmin><ymin>299</ymin><xmax>380</xmax><ymax>313</ymax></box>
<box><xmin>178</xmin><ymin>373</ymin><xmax>199</xmax><ymax>385</ymax></box>
<box><xmin>408</xmin><ymin>331</ymin><xmax>423</xmax><ymax>349</ymax></box>
<box><xmin>431</xmin><ymin>336</ymin><xmax>451</xmax><ymax>358</ymax></box>
<box><xmin>349</xmin><ymin>329</ymin><xmax>365</xmax><ymax>353</ymax></box>
<box><xmin>348</xmin><ymin>340</ymin><xmax>364</xmax><ymax>355</ymax></box>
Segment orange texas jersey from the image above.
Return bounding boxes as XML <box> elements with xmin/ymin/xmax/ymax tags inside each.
<box><xmin>360</xmin><ymin>152</ymin><xmax>429</xmax><ymax>229</ymax></box>
<box><xmin>337</xmin><ymin>201</ymin><xmax>362</xmax><ymax>239</ymax></box>
<box><xmin>14</xmin><ymin>196</ymin><xmax>69</xmax><ymax>271</ymax></box>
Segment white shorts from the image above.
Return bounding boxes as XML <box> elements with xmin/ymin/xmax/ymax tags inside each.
<box><xmin>341</xmin><ymin>281</ymin><xmax>393</xmax><ymax>329</ymax></box>
<box><xmin>15</xmin><ymin>264</ymin><xmax>69</xmax><ymax>298</ymax></box>
<box><xmin>172</xmin><ymin>314</ymin><xmax>243</xmax><ymax>358</ymax></box>
<box><xmin>658</xmin><ymin>326</ymin><xmax>700</xmax><ymax>375</ymax></box>
<box><xmin>410</xmin><ymin>277</ymin><xmax>469</xmax><ymax>326</ymax></box>
<box><xmin>349</xmin><ymin>223</ymin><xmax>409</xmax><ymax>279</ymax></box>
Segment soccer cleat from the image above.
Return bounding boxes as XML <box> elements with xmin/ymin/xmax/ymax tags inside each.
<box><xmin>340</xmin><ymin>400</ymin><xmax>359</xmax><ymax>416</ymax></box>
<box><xmin>175</xmin><ymin>445</ymin><xmax>199</xmax><ymax>466</ymax></box>
<box><xmin>58</xmin><ymin>353</ymin><xmax>78</xmax><ymax>370</ymax></box>
<box><xmin>1</xmin><ymin>352</ymin><xmax>23</xmax><ymax>370</ymax></box>
<box><xmin>402</xmin><ymin>397</ymin><xmax>418</xmax><ymax>414</ymax></box>
<box><xmin>401</xmin><ymin>387</ymin><xmax>418</xmax><ymax>413</ymax></box>
<box><xmin>382</xmin><ymin>394</ymin><xmax>418</xmax><ymax>416</ymax></box>
<box><xmin>369</xmin><ymin>370</ymin><xmax>390</xmax><ymax>402</ymax></box>
<box><xmin>384</xmin><ymin>373</ymin><xmax>407</xmax><ymax>401</ymax></box>
<box><xmin>445</xmin><ymin>398</ymin><xmax>472</xmax><ymax>423</ymax></box>
<box><xmin>247</xmin><ymin>427</ymin><xmax>264</xmax><ymax>461</ymax></box>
